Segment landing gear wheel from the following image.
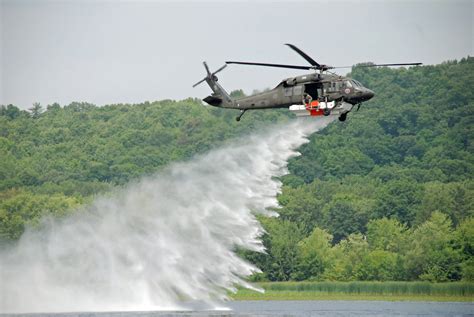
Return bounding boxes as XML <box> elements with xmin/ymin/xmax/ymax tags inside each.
<box><xmin>323</xmin><ymin>108</ymin><xmax>331</xmax><ymax>116</ymax></box>
<box><xmin>339</xmin><ymin>113</ymin><xmax>347</xmax><ymax>122</ymax></box>
<box><xmin>236</xmin><ymin>109</ymin><xmax>247</xmax><ymax>122</ymax></box>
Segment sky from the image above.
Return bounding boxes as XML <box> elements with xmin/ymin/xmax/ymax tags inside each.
<box><xmin>0</xmin><ymin>0</ymin><xmax>472</xmax><ymax>109</ymax></box>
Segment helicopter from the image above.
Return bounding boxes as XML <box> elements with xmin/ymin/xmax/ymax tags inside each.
<box><xmin>193</xmin><ymin>44</ymin><xmax>421</xmax><ymax>122</ymax></box>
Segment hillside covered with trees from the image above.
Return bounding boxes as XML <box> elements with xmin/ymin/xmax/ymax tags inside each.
<box><xmin>247</xmin><ymin>57</ymin><xmax>473</xmax><ymax>283</ymax></box>
<box><xmin>1</xmin><ymin>57</ymin><xmax>473</xmax><ymax>283</ymax></box>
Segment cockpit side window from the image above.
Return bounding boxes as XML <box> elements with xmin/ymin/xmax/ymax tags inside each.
<box><xmin>344</xmin><ymin>80</ymin><xmax>353</xmax><ymax>88</ymax></box>
<box><xmin>351</xmin><ymin>80</ymin><xmax>363</xmax><ymax>88</ymax></box>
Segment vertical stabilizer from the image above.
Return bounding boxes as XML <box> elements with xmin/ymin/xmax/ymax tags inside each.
<box><xmin>193</xmin><ymin>62</ymin><xmax>233</xmax><ymax>107</ymax></box>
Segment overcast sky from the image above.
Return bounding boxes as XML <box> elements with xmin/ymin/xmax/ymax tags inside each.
<box><xmin>1</xmin><ymin>0</ymin><xmax>472</xmax><ymax>109</ymax></box>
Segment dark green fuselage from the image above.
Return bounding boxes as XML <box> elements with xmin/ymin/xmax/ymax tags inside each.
<box><xmin>205</xmin><ymin>72</ymin><xmax>374</xmax><ymax>110</ymax></box>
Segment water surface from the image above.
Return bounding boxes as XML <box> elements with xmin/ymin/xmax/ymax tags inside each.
<box><xmin>3</xmin><ymin>300</ymin><xmax>473</xmax><ymax>317</ymax></box>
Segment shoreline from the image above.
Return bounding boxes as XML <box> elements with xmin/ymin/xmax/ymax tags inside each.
<box><xmin>230</xmin><ymin>281</ymin><xmax>474</xmax><ymax>302</ymax></box>
<box><xmin>231</xmin><ymin>291</ymin><xmax>474</xmax><ymax>302</ymax></box>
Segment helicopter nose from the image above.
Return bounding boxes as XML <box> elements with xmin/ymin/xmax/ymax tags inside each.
<box><xmin>365</xmin><ymin>89</ymin><xmax>375</xmax><ymax>100</ymax></box>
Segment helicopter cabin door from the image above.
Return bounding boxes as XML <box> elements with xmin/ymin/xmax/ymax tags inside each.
<box><xmin>304</xmin><ymin>83</ymin><xmax>320</xmax><ymax>101</ymax></box>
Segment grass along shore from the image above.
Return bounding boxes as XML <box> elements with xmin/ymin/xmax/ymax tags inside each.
<box><xmin>230</xmin><ymin>281</ymin><xmax>474</xmax><ymax>302</ymax></box>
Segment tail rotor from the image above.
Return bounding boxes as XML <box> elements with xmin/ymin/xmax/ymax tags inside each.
<box><xmin>193</xmin><ymin>62</ymin><xmax>227</xmax><ymax>88</ymax></box>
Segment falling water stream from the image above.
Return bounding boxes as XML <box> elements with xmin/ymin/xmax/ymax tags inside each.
<box><xmin>0</xmin><ymin>117</ymin><xmax>335</xmax><ymax>313</ymax></box>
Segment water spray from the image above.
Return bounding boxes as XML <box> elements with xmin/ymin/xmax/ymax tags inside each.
<box><xmin>0</xmin><ymin>117</ymin><xmax>335</xmax><ymax>313</ymax></box>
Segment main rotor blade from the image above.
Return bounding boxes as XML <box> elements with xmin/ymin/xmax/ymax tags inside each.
<box><xmin>333</xmin><ymin>62</ymin><xmax>422</xmax><ymax>69</ymax></box>
<box><xmin>285</xmin><ymin>43</ymin><xmax>321</xmax><ymax>67</ymax></box>
<box><xmin>226</xmin><ymin>61</ymin><xmax>311</xmax><ymax>70</ymax></box>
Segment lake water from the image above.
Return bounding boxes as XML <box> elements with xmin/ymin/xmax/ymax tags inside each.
<box><xmin>2</xmin><ymin>301</ymin><xmax>473</xmax><ymax>317</ymax></box>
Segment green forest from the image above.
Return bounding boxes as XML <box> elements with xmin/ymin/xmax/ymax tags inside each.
<box><xmin>1</xmin><ymin>57</ymin><xmax>473</xmax><ymax>284</ymax></box>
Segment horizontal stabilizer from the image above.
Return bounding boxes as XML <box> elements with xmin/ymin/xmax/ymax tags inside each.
<box><xmin>203</xmin><ymin>95</ymin><xmax>223</xmax><ymax>106</ymax></box>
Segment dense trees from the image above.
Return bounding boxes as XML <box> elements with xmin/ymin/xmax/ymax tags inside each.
<box><xmin>0</xmin><ymin>57</ymin><xmax>473</xmax><ymax>281</ymax></box>
<box><xmin>253</xmin><ymin>214</ymin><xmax>471</xmax><ymax>282</ymax></box>
<box><xmin>0</xmin><ymin>189</ymin><xmax>81</xmax><ymax>240</ymax></box>
<box><xmin>405</xmin><ymin>212</ymin><xmax>461</xmax><ymax>282</ymax></box>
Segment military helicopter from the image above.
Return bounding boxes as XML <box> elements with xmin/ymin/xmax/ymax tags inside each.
<box><xmin>193</xmin><ymin>44</ymin><xmax>421</xmax><ymax>122</ymax></box>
